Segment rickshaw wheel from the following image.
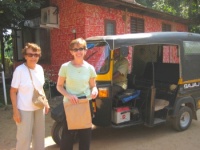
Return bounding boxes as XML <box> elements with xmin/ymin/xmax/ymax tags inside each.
<box><xmin>51</xmin><ymin>121</ymin><xmax>64</xmax><ymax>146</ymax></box>
<box><xmin>51</xmin><ymin>121</ymin><xmax>79</xmax><ymax>146</ymax></box>
<box><xmin>172</xmin><ymin>106</ymin><xmax>192</xmax><ymax>131</ymax></box>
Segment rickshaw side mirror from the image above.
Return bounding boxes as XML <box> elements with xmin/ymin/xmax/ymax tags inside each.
<box><xmin>120</xmin><ymin>46</ymin><xmax>129</xmax><ymax>57</ymax></box>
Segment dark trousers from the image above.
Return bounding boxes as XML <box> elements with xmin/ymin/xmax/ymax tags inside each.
<box><xmin>60</xmin><ymin>100</ymin><xmax>93</xmax><ymax>150</ymax></box>
<box><xmin>112</xmin><ymin>84</ymin><xmax>124</xmax><ymax>97</ymax></box>
<box><xmin>60</xmin><ymin>119</ymin><xmax>92</xmax><ymax>150</ymax></box>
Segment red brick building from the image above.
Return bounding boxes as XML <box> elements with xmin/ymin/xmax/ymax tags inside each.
<box><xmin>13</xmin><ymin>0</ymin><xmax>189</xmax><ymax>82</ymax></box>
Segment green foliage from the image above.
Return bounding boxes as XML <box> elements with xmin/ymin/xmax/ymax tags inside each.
<box><xmin>136</xmin><ymin>0</ymin><xmax>200</xmax><ymax>33</ymax></box>
<box><xmin>135</xmin><ymin>0</ymin><xmax>149</xmax><ymax>6</ymax></box>
<box><xmin>4</xmin><ymin>33</ymin><xmax>13</xmax><ymax>58</ymax></box>
<box><xmin>189</xmin><ymin>25</ymin><xmax>200</xmax><ymax>33</ymax></box>
<box><xmin>152</xmin><ymin>0</ymin><xmax>177</xmax><ymax>15</ymax></box>
<box><xmin>3</xmin><ymin>57</ymin><xmax>13</xmax><ymax>77</ymax></box>
<box><xmin>0</xmin><ymin>0</ymin><xmax>45</xmax><ymax>29</ymax></box>
<box><xmin>0</xmin><ymin>31</ymin><xmax>13</xmax><ymax>77</ymax></box>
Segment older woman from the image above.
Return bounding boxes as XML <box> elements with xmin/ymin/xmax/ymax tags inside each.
<box><xmin>10</xmin><ymin>43</ymin><xmax>50</xmax><ymax>150</ymax></box>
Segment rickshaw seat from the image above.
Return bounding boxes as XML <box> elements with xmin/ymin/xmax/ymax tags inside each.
<box><xmin>143</xmin><ymin>62</ymin><xmax>179</xmax><ymax>84</ymax></box>
<box><xmin>154</xmin><ymin>99</ymin><xmax>169</xmax><ymax>111</ymax></box>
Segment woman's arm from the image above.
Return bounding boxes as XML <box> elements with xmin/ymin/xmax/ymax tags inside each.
<box><xmin>56</xmin><ymin>76</ymin><xmax>79</xmax><ymax>104</ymax></box>
<box><xmin>10</xmin><ymin>87</ymin><xmax>21</xmax><ymax>123</ymax></box>
<box><xmin>89</xmin><ymin>77</ymin><xmax>98</xmax><ymax>99</ymax></box>
<box><xmin>56</xmin><ymin>76</ymin><xmax>67</xmax><ymax>97</ymax></box>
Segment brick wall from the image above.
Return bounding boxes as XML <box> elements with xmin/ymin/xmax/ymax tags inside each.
<box><xmin>46</xmin><ymin>0</ymin><xmax>187</xmax><ymax>81</ymax></box>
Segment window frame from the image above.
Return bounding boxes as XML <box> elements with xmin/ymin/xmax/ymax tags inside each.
<box><xmin>13</xmin><ymin>28</ymin><xmax>51</xmax><ymax>64</ymax></box>
<box><xmin>104</xmin><ymin>19</ymin><xmax>116</xmax><ymax>35</ymax></box>
<box><xmin>162</xmin><ymin>23</ymin><xmax>171</xmax><ymax>31</ymax></box>
<box><xmin>130</xmin><ymin>17</ymin><xmax>144</xmax><ymax>33</ymax></box>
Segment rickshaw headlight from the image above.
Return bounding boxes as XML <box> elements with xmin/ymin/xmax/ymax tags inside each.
<box><xmin>98</xmin><ymin>87</ymin><xmax>109</xmax><ymax>98</ymax></box>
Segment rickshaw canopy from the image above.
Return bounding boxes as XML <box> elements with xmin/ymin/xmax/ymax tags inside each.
<box><xmin>86</xmin><ymin>32</ymin><xmax>200</xmax><ymax>82</ymax></box>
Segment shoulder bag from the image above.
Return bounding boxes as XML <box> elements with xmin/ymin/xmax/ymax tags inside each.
<box><xmin>26</xmin><ymin>65</ymin><xmax>48</xmax><ymax>109</ymax></box>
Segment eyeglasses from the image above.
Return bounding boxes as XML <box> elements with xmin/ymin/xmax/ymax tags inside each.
<box><xmin>26</xmin><ymin>53</ymin><xmax>41</xmax><ymax>58</ymax></box>
<box><xmin>71</xmin><ymin>47</ymin><xmax>85</xmax><ymax>52</ymax></box>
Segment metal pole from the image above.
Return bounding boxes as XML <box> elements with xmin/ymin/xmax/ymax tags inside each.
<box><xmin>1</xmin><ymin>64</ymin><xmax>7</xmax><ymax>105</ymax></box>
<box><xmin>48</xmin><ymin>81</ymin><xmax>51</xmax><ymax>99</ymax></box>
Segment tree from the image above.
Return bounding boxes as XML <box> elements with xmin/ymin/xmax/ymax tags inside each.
<box><xmin>0</xmin><ymin>0</ymin><xmax>47</xmax><ymax>71</ymax></box>
<box><xmin>136</xmin><ymin>0</ymin><xmax>200</xmax><ymax>33</ymax></box>
<box><xmin>0</xmin><ymin>0</ymin><xmax>46</xmax><ymax>29</ymax></box>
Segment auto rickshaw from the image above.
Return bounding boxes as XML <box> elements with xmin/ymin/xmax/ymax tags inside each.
<box><xmin>51</xmin><ymin>32</ymin><xmax>200</xmax><ymax>146</ymax></box>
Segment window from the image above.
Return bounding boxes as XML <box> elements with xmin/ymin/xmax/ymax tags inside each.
<box><xmin>104</xmin><ymin>20</ymin><xmax>116</xmax><ymax>35</ymax></box>
<box><xmin>162</xmin><ymin>23</ymin><xmax>171</xmax><ymax>31</ymax></box>
<box><xmin>130</xmin><ymin>17</ymin><xmax>144</xmax><ymax>33</ymax></box>
<box><xmin>183</xmin><ymin>41</ymin><xmax>200</xmax><ymax>55</ymax></box>
<box><xmin>13</xmin><ymin>28</ymin><xmax>51</xmax><ymax>64</ymax></box>
<box><xmin>36</xmin><ymin>29</ymin><xmax>51</xmax><ymax>64</ymax></box>
<box><xmin>163</xmin><ymin>45</ymin><xmax>179</xmax><ymax>63</ymax></box>
<box><xmin>182</xmin><ymin>41</ymin><xmax>200</xmax><ymax>80</ymax></box>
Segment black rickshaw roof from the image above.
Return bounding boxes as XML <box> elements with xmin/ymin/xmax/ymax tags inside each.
<box><xmin>86</xmin><ymin>32</ymin><xmax>200</xmax><ymax>50</ymax></box>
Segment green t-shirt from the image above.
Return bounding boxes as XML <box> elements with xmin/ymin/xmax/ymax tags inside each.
<box><xmin>58</xmin><ymin>61</ymin><xmax>97</xmax><ymax>102</ymax></box>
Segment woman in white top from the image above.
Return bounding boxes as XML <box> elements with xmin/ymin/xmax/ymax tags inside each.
<box><xmin>10</xmin><ymin>43</ymin><xmax>50</xmax><ymax>150</ymax></box>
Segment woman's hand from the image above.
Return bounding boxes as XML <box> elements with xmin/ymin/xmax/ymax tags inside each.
<box><xmin>13</xmin><ymin>109</ymin><xmax>21</xmax><ymax>123</ymax></box>
<box><xmin>45</xmin><ymin>103</ymin><xmax>50</xmax><ymax>114</ymax></box>
<box><xmin>89</xmin><ymin>77</ymin><xmax>98</xmax><ymax>99</ymax></box>
<box><xmin>91</xmin><ymin>87</ymin><xmax>98</xmax><ymax>99</ymax></box>
<box><xmin>10</xmin><ymin>87</ymin><xmax>21</xmax><ymax>123</ymax></box>
<box><xmin>67</xmin><ymin>94</ymin><xmax>79</xmax><ymax>104</ymax></box>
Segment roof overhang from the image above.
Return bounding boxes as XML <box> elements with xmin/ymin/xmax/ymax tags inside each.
<box><xmin>78</xmin><ymin>0</ymin><xmax>189</xmax><ymax>25</ymax></box>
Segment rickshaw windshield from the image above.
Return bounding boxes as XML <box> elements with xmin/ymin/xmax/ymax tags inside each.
<box><xmin>85</xmin><ymin>42</ymin><xmax>110</xmax><ymax>74</ymax></box>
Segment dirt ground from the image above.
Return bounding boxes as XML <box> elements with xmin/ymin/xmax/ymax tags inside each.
<box><xmin>0</xmin><ymin>96</ymin><xmax>61</xmax><ymax>150</ymax></box>
<box><xmin>1</xmin><ymin>97</ymin><xmax>200</xmax><ymax>150</ymax></box>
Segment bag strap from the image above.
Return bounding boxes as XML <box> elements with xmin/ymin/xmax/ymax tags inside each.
<box><xmin>24</xmin><ymin>63</ymin><xmax>36</xmax><ymax>89</ymax></box>
<box><xmin>25</xmin><ymin>63</ymin><xmax>46</xmax><ymax>96</ymax></box>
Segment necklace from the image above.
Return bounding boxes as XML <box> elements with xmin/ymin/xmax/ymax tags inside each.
<box><xmin>71</xmin><ymin>61</ymin><xmax>84</xmax><ymax>73</ymax></box>
<box><xmin>77</xmin><ymin>68</ymin><xmax>82</xmax><ymax>73</ymax></box>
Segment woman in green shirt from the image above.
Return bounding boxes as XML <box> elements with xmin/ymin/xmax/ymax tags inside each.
<box><xmin>57</xmin><ymin>38</ymin><xmax>98</xmax><ymax>150</ymax></box>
